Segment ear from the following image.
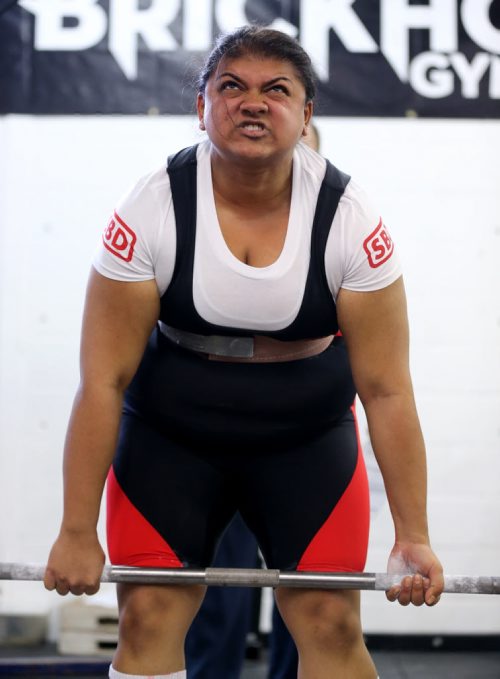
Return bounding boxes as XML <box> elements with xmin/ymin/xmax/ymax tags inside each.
<box><xmin>302</xmin><ymin>101</ymin><xmax>313</xmax><ymax>137</ymax></box>
<box><xmin>197</xmin><ymin>93</ymin><xmax>206</xmax><ymax>130</ymax></box>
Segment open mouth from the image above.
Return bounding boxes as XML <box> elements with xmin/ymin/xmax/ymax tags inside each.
<box><xmin>239</xmin><ymin>122</ymin><xmax>266</xmax><ymax>132</ymax></box>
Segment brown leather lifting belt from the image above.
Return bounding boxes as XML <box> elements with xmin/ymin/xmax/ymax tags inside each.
<box><xmin>159</xmin><ymin>322</ymin><xmax>334</xmax><ymax>363</ymax></box>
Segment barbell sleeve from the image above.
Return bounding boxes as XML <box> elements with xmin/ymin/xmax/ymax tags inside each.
<box><xmin>0</xmin><ymin>563</ymin><xmax>499</xmax><ymax>594</ymax></box>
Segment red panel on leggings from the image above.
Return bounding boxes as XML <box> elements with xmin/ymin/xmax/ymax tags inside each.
<box><xmin>106</xmin><ymin>466</ymin><xmax>182</xmax><ymax>568</ymax></box>
<box><xmin>297</xmin><ymin>411</ymin><xmax>370</xmax><ymax>572</ymax></box>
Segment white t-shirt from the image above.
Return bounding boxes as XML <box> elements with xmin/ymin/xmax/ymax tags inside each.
<box><xmin>94</xmin><ymin>140</ymin><xmax>401</xmax><ymax>332</ymax></box>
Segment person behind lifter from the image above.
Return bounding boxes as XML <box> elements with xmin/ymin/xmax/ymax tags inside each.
<box><xmin>185</xmin><ymin>122</ymin><xmax>320</xmax><ymax>679</ymax></box>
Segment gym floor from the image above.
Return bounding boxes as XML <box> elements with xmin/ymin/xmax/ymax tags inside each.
<box><xmin>1</xmin><ymin>637</ymin><xmax>500</xmax><ymax>678</ymax></box>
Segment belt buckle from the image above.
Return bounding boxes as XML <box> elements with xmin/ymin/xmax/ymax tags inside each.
<box><xmin>210</xmin><ymin>335</ymin><xmax>254</xmax><ymax>358</ymax></box>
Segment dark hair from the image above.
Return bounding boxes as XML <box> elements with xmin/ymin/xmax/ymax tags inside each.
<box><xmin>198</xmin><ymin>25</ymin><xmax>316</xmax><ymax>102</ymax></box>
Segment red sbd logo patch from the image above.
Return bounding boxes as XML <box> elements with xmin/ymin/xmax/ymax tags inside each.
<box><xmin>103</xmin><ymin>212</ymin><xmax>137</xmax><ymax>262</ymax></box>
<box><xmin>363</xmin><ymin>219</ymin><xmax>394</xmax><ymax>269</ymax></box>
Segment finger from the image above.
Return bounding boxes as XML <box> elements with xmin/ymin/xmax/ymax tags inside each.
<box><xmin>396</xmin><ymin>575</ymin><xmax>412</xmax><ymax>606</ymax></box>
<box><xmin>69</xmin><ymin>574</ymin><xmax>101</xmax><ymax>596</ymax></box>
<box><xmin>425</xmin><ymin>586</ymin><xmax>442</xmax><ymax>606</ymax></box>
<box><xmin>70</xmin><ymin>585</ymin><xmax>87</xmax><ymax>596</ymax></box>
<box><xmin>55</xmin><ymin>581</ymin><xmax>70</xmax><ymax>596</ymax></box>
<box><xmin>410</xmin><ymin>574</ymin><xmax>425</xmax><ymax>607</ymax></box>
<box><xmin>425</xmin><ymin>566</ymin><xmax>445</xmax><ymax>605</ymax></box>
<box><xmin>85</xmin><ymin>582</ymin><xmax>101</xmax><ymax>596</ymax></box>
<box><xmin>426</xmin><ymin>592</ymin><xmax>441</xmax><ymax>606</ymax></box>
<box><xmin>385</xmin><ymin>585</ymin><xmax>401</xmax><ymax>602</ymax></box>
<box><xmin>43</xmin><ymin>570</ymin><xmax>56</xmax><ymax>592</ymax></box>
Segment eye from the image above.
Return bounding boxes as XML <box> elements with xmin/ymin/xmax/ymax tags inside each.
<box><xmin>267</xmin><ymin>84</ymin><xmax>289</xmax><ymax>95</ymax></box>
<box><xmin>220</xmin><ymin>80</ymin><xmax>241</xmax><ymax>92</ymax></box>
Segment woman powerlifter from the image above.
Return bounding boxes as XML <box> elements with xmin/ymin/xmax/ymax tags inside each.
<box><xmin>44</xmin><ymin>25</ymin><xmax>444</xmax><ymax>679</ymax></box>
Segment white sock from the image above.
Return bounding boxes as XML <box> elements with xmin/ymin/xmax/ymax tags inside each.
<box><xmin>109</xmin><ymin>666</ymin><xmax>186</xmax><ymax>679</ymax></box>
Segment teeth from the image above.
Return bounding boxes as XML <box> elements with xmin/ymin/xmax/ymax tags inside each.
<box><xmin>243</xmin><ymin>124</ymin><xmax>263</xmax><ymax>130</ymax></box>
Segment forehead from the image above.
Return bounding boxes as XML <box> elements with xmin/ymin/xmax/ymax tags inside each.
<box><xmin>213</xmin><ymin>54</ymin><xmax>304</xmax><ymax>86</ymax></box>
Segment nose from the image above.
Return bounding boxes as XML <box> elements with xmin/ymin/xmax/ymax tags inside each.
<box><xmin>240</xmin><ymin>91</ymin><xmax>268</xmax><ymax>116</ymax></box>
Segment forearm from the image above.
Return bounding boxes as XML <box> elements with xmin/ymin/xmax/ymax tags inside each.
<box><xmin>336</xmin><ymin>281</ymin><xmax>443</xmax><ymax>603</ymax></box>
<box><xmin>362</xmin><ymin>391</ymin><xmax>429</xmax><ymax>544</ymax></box>
<box><xmin>60</xmin><ymin>382</ymin><xmax>124</xmax><ymax>534</ymax></box>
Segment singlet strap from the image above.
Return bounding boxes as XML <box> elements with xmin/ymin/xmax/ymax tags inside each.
<box><xmin>166</xmin><ymin>144</ymin><xmax>199</xmax><ymax>288</ymax></box>
<box><xmin>311</xmin><ymin>160</ymin><xmax>351</xmax><ymax>304</ymax></box>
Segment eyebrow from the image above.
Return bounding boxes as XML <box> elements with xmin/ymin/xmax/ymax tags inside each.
<box><xmin>216</xmin><ymin>71</ymin><xmax>294</xmax><ymax>87</ymax></box>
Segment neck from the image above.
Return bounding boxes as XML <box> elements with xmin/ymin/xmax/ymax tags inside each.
<box><xmin>209</xmin><ymin>146</ymin><xmax>293</xmax><ymax>209</ymax></box>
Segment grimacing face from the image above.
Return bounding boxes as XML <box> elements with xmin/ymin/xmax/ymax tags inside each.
<box><xmin>197</xmin><ymin>54</ymin><xmax>313</xmax><ymax>164</ymax></box>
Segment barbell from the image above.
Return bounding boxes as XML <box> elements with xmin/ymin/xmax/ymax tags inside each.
<box><xmin>1</xmin><ymin>563</ymin><xmax>499</xmax><ymax>594</ymax></box>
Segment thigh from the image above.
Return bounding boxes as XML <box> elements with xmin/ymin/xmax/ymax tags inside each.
<box><xmin>238</xmin><ymin>407</ymin><xmax>370</xmax><ymax>572</ymax></box>
<box><xmin>106</xmin><ymin>411</ymin><xmax>237</xmax><ymax>568</ymax></box>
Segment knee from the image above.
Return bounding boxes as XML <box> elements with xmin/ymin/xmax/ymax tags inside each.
<box><xmin>118</xmin><ymin>584</ymin><xmax>205</xmax><ymax>644</ymax></box>
<box><xmin>313</xmin><ymin>595</ymin><xmax>362</xmax><ymax>652</ymax></box>
<box><xmin>276</xmin><ymin>589</ymin><xmax>363</xmax><ymax>653</ymax></box>
<box><xmin>119</xmin><ymin>586</ymin><xmax>168</xmax><ymax>639</ymax></box>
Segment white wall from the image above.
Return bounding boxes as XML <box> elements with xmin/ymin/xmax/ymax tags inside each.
<box><xmin>0</xmin><ymin>114</ymin><xmax>499</xmax><ymax>634</ymax></box>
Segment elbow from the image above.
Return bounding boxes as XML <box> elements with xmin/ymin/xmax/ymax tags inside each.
<box><xmin>356</xmin><ymin>375</ymin><xmax>414</xmax><ymax>411</ymax></box>
<box><xmin>77</xmin><ymin>372</ymin><xmax>131</xmax><ymax>402</ymax></box>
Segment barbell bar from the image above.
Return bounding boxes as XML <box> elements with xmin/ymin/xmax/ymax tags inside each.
<box><xmin>1</xmin><ymin>563</ymin><xmax>499</xmax><ymax>594</ymax></box>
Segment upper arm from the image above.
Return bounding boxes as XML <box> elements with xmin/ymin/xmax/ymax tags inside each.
<box><xmin>325</xmin><ymin>180</ymin><xmax>402</xmax><ymax>301</ymax></box>
<box><xmin>80</xmin><ymin>268</ymin><xmax>160</xmax><ymax>391</ymax></box>
<box><xmin>93</xmin><ymin>167</ymin><xmax>176</xmax><ymax>297</ymax></box>
<box><xmin>336</xmin><ymin>276</ymin><xmax>412</xmax><ymax>403</ymax></box>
